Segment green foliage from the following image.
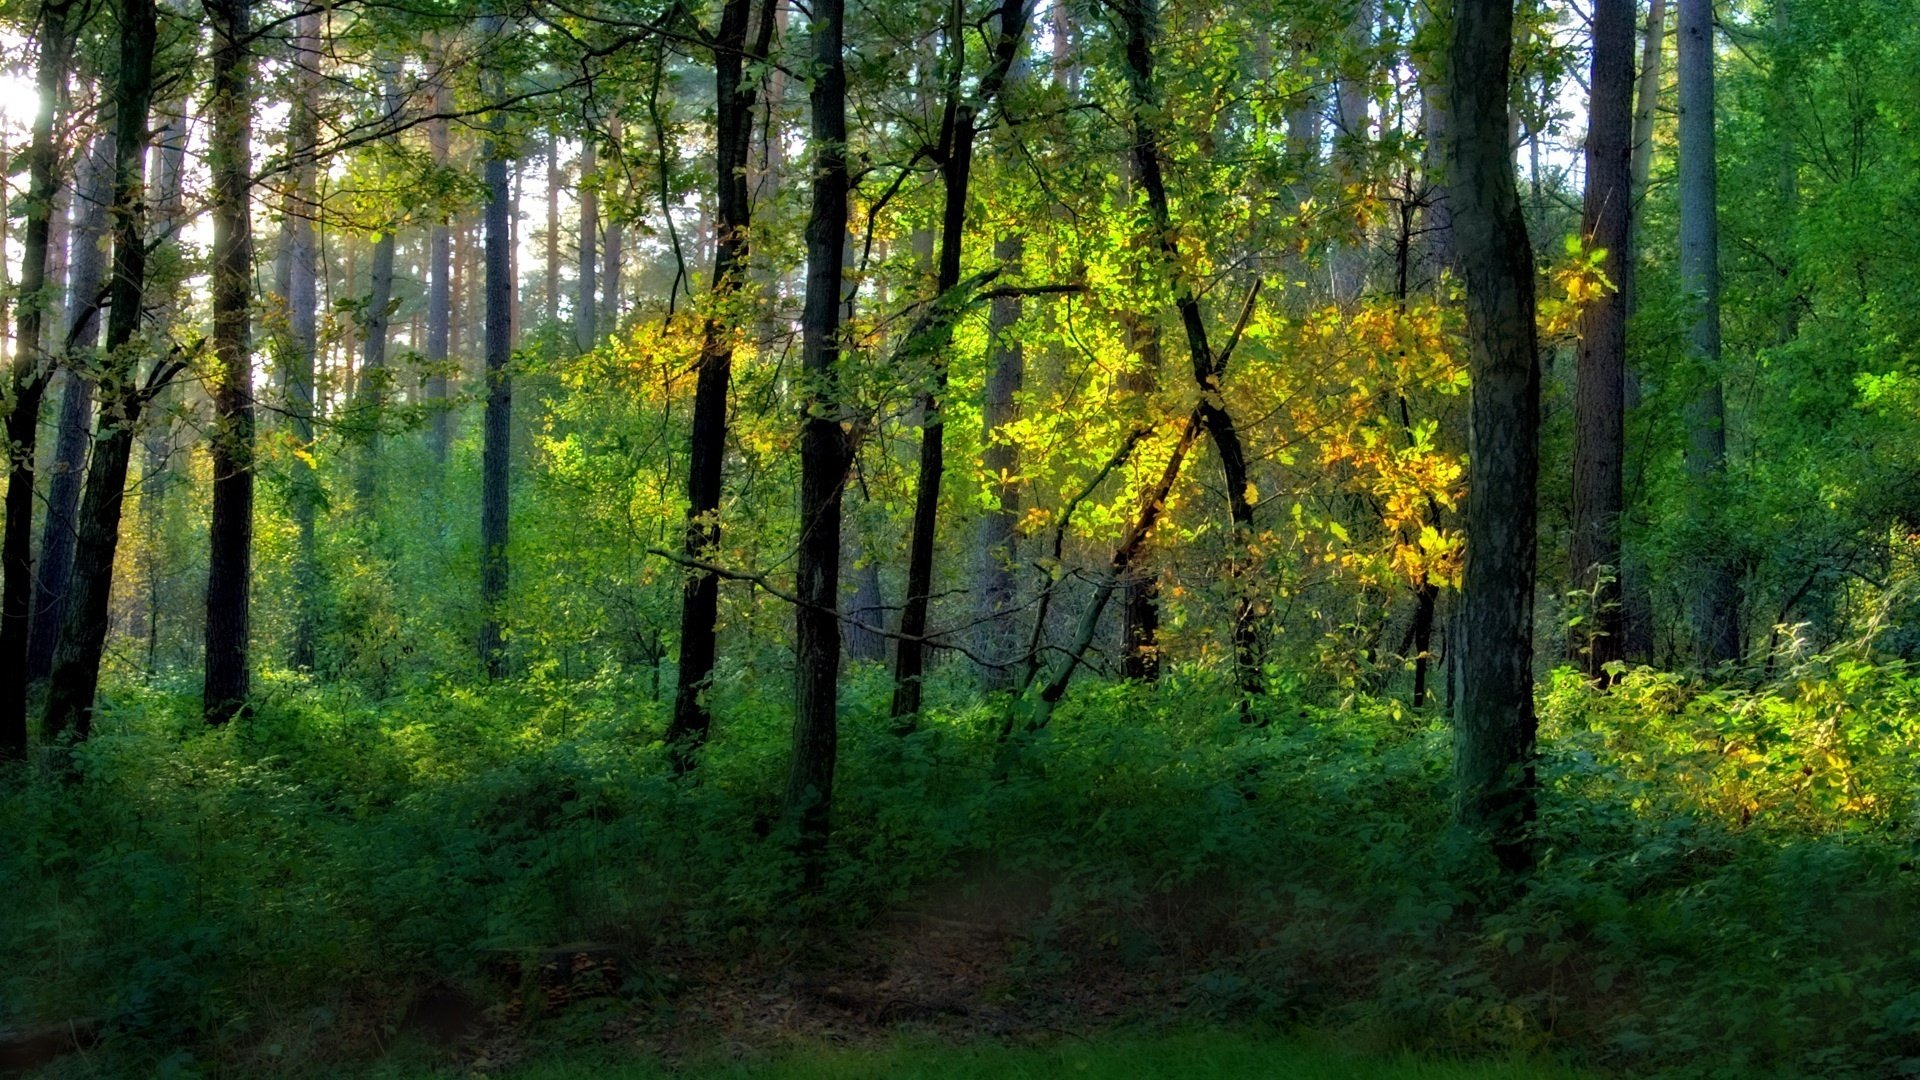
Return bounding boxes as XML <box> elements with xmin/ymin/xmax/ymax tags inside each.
<box><xmin>11</xmin><ymin>659</ymin><xmax>1920</xmax><ymax>1075</ymax></box>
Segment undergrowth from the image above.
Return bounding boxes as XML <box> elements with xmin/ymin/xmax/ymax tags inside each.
<box><xmin>5</xmin><ymin>655</ymin><xmax>1920</xmax><ymax>1077</ymax></box>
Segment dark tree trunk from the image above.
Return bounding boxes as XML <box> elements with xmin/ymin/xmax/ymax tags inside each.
<box><xmin>1</xmin><ymin>0</ymin><xmax>75</xmax><ymax>758</ymax></box>
<box><xmin>1677</xmin><ymin>0</ymin><xmax>1740</xmax><ymax>665</ymax></box>
<box><xmin>478</xmin><ymin>64</ymin><xmax>514</xmax><ymax>680</ymax></box>
<box><xmin>1445</xmin><ymin>0</ymin><xmax>1542</xmax><ymax>872</ymax></box>
<box><xmin>203</xmin><ymin>0</ymin><xmax>255</xmax><ymax>724</ymax></box>
<box><xmin>575</xmin><ymin>140</ymin><xmax>597</xmax><ymax>350</ymax></box>
<box><xmin>1617</xmin><ymin>0</ymin><xmax>1666</xmax><ymax>664</ymax></box>
<box><xmin>27</xmin><ymin>128</ymin><xmax>112</xmax><ymax>686</ymax></box>
<box><xmin>353</xmin><ymin>67</ymin><xmax>402</xmax><ymax>508</ymax></box>
<box><xmin>786</xmin><ymin>0</ymin><xmax>852</xmax><ymax>877</ymax></box>
<box><xmin>892</xmin><ymin>0</ymin><xmax>1032</xmax><ymax>723</ymax></box>
<box><xmin>426</xmin><ymin>60</ymin><xmax>452</xmax><ymax>467</ymax></box>
<box><xmin>283</xmin><ymin>11</ymin><xmax>321</xmax><ymax>671</ymax></box>
<box><xmin>42</xmin><ymin>0</ymin><xmax>160</xmax><ymax>745</ymax></box>
<box><xmin>601</xmin><ymin>117</ymin><xmax>623</xmax><ymax>335</ymax></box>
<box><xmin>666</xmin><ymin>0</ymin><xmax>773</xmax><ymax>771</ymax></box>
<box><xmin>1118</xmin><ymin>0</ymin><xmax>1260</xmax><ymax>709</ymax></box>
<box><xmin>976</xmin><ymin>231</ymin><xmax>1025</xmax><ymax>692</ymax></box>
<box><xmin>1570</xmin><ymin>0</ymin><xmax>1634</xmax><ymax>680</ymax></box>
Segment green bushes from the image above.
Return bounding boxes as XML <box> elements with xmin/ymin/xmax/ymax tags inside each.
<box><xmin>7</xmin><ymin>661</ymin><xmax>1920</xmax><ymax>1075</ymax></box>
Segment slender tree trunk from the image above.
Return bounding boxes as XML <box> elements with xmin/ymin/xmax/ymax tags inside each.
<box><xmin>601</xmin><ymin>117</ymin><xmax>623</xmax><ymax>336</ymax></box>
<box><xmin>42</xmin><ymin>0</ymin><xmax>160</xmax><ymax>745</ymax></box>
<box><xmin>1617</xmin><ymin>0</ymin><xmax>1666</xmax><ymax>664</ymax></box>
<box><xmin>1445</xmin><ymin>0</ymin><xmax>1541</xmax><ymax>872</ymax></box>
<box><xmin>354</xmin><ymin>65</ymin><xmax>402</xmax><ymax>508</ymax></box>
<box><xmin>203</xmin><ymin>0</ymin><xmax>255</xmax><ymax>724</ymax></box>
<box><xmin>477</xmin><ymin>54</ymin><xmax>513</xmax><ymax>679</ymax></box>
<box><xmin>1119</xmin><ymin>0</ymin><xmax>1261</xmax><ymax>709</ymax></box>
<box><xmin>1677</xmin><ymin>0</ymin><xmax>1739</xmax><ymax>665</ymax></box>
<box><xmin>0</xmin><ymin>0</ymin><xmax>75</xmax><ymax>757</ymax></box>
<box><xmin>976</xmin><ymin>231</ymin><xmax>1025</xmax><ymax>693</ymax></box>
<box><xmin>666</xmin><ymin>0</ymin><xmax>772</xmax><ymax>770</ymax></box>
<box><xmin>545</xmin><ymin>131</ymin><xmax>560</xmax><ymax>323</ymax></box>
<box><xmin>786</xmin><ymin>0</ymin><xmax>852</xmax><ymax>878</ymax></box>
<box><xmin>426</xmin><ymin>61</ymin><xmax>452</xmax><ymax>468</ymax></box>
<box><xmin>26</xmin><ymin>129</ymin><xmax>111</xmax><ymax>687</ymax></box>
<box><xmin>575</xmin><ymin>141</ymin><xmax>598</xmax><ymax>350</ymax></box>
<box><xmin>1570</xmin><ymin>0</ymin><xmax>1634</xmax><ymax>681</ymax></box>
<box><xmin>892</xmin><ymin>0</ymin><xmax>1032</xmax><ymax>724</ymax></box>
<box><xmin>284</xmin><ymin>11</ymin><xmax>321</xmax><ymax>671</ymax></box>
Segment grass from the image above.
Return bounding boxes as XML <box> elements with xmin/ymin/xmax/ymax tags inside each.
<box><xmin>355</xmin><ymin>1032</ymin><xmax>1585</xmax><ymax>1079</ymax></box>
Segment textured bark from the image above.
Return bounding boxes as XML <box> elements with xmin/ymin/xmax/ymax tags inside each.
<box><xmin>666</xmin><ymin>0</ymin><xmax>773</xmax><ymax>771</ymax></box>
<box><xmin>283</xmin><ymin>12</ymin><xmax>321</xmax><ymax>671</ymax></box>
<box><xmin>575</xmin><ymin>141</ymin><xmax>598</xmax><ymax>350</ymax></box>
<box><xmin>1119</xmin><ymin>0</ymin><xmax>1261</xmax><ymax>708</ymax></box>
<box><xmin>1445</xmin><ymin>0</ymin><xmax>1541</xmax><ymax>870</ymax></box>
<box><xmin>891</xmin><ymin>0</ymin><xmax>1032</xmax><ymax>723</ymax></box>
<box><xmin>975</xmin><ymin>231</ymin><xmax>1025</xmax><ymax>692</ymax></box>
<box><xmin>426</xmin><ymin>63</ymin><xmax>452</xmax><ymax>467</ymax></box>
<box><xmin>478</xmin><ymin>62</ymin><xmax>514</xmax><ymax>680</ymax></box>
<box><xmin>353</xmin><ymin>65</ymin><xmax>403</xmax><ymax>507</ymax></box>
<box><xmin>786</xmin><ymin>0</ymin><xmax>852</xmax><ymax>875</ymax></box>
<box><xmin>1570</xmin><ymin>0</ymin><xmax>1634</xmax><ymax>679</ymax></box>
<box><xmin>1677</xmin><ymin>0</ymin><xmax>1740</xmax><ymax>664</ymax></box>
<box><xmin>1618</xmin><ymin>0</ymin><xmax>1666</xmax><ymax>663</ymax></box>
<box><xmin>203</xmin><ymin>0</ymin><xmax>255</xmax><ymax>724</ymax></box>
<box><xmin>26</xmin><ymin>129</ymin><xmax>111</xmax><ymax>687</ymax></box>
<box><xmin>1</xmin><ymin>0</ymin><xmax>75</xmax><ymax>757</ymax></box>
<box><xmin>545</xmin><ymin>131</ymin><xmax>560</xmax><ymax>323</ymax></box>
<box><xmin>42</xmin><ymin>0</ymin><xmax>159</xmax><ymax>745</ymax></box>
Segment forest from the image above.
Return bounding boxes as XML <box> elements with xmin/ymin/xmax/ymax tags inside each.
<box><xmin>1</xmin><ymin>0</ymin><xmax>1917</xmax><ymax>1073</ymax></box>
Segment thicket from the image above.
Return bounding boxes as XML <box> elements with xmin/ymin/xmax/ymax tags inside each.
<box><xmin>8</xmin><ymin>649</ymin><xmax>1920</xmax><ymax>1077</ymax></box>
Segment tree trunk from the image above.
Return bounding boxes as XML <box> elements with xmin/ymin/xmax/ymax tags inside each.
<box><xmin>786</xmin><ymin>0</ymin><xmax>852</xmax><ymax>879</ymax></box>
<box><xmin>575</xmin><ymin>141</ymin><xmax>597</xmax><ymax>350</ymax></box>
<box><xmin>203</xmin><ymin>0</ymin><xmax>255</xmax><ymax>724</ymax></box>
<box><xmin>477</xmin><ymin>47</ymin><xmax>514</xmax><ymax>679</ymax></box>
<box><xmin>26</xmin><ymin>128</ymin><xmax>112</xmax><ymax>687</ymax></box>
<box><xmin>353</xmin><ymin>65</ymin><xmax>402</xmax><ymax>508</ymax></box>
<box><xmin>1618</xmin><ymin>0</ymin><xmax>1666</xmax><ymax>664</ymax></box>
<box><xmin>1570</xmin><ymin>0</ymin><xmax>1634</xmax><ymax>680</ymax></box>
<box><xmin>283</xmin><ymin>11</ymin><xmax>321</xmax><ymax>671</ymax></box>
<box><xmin>0</xmin><ymin>0</ymin><xmax>75</xmax><ymax>757</ymax></box>
<box><xmin>892</xmin><ymin>0</ymin><xmax>1032</xmax><ymax>724</ymax></box>
<box><xmin>1445</xmin><ymin>0</ymin><xmax>1542</xmax><ymax>872</ymax></box>
<box><xmin>426</xmin><ymin>59</ymin><xmax>452</xmax><ymax>467</ymax></box>
<box><xmin>976</xmin><ymin>231</ymin><xmax>1025</xmax><ymax>693</ymax></box>
<box><xmin>42</xmin><ymin>0</ymin><xmax>160</xmax><ymax>745</ymax></box>
<box><xmin>601</xmin><ymin>117</ymin><xmax>623</xmax><ymax>337</ymax></box>
<box><xmin>1677</xmin><ymin>0</ymin><xmax>1740</xmax><ymax>665</ymax></box>
<box><xmin>666</xmin><ymin>0</ymin><xmax>772</xmax><ymax>770</ymax></box>
<box><xmin>1119</xmin><ymin>0</ymin><xmax>1261</xmax><ymax>709</ymax></box>
<box><xmin>545</xmin><ymin>130</ymin><xmax>560</xmax><ymax>323</ymax></box>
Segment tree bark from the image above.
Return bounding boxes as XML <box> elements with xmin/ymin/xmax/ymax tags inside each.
<box><xmin>0</xmin><ymin>0</ymin><xmax>76</xmax><ymax>757</ymax></box>
<box><xmin>575</xmin><ymin>141</ymin><xmax>598</xmax><ymax>350</ymax></box>
<box><xmin>1617</xmin><ymin>0</ymin><xmax>1666</xmax><ymax>664</ymax></box>
<box><xmin>666</xmin><ymin>0</ymin><xmax>774</xmax><ymax>770</ymax></box>
<box><xmin>283</xmin><ymin>11</ymin><xmax>321</xmax><ymax>671</ymax></box>
<box><xmin>478</xmin><ymin>49</ymin><xmax>514</xmax><ymax>680</ymax></box>
<box><xmin>1677</xmin><ymin>0</ymin><xmax>1740</xmax><ymax>665</ymax></box>
<box><xmin>891</xmin><ymin>0</ymin><xmax>1032</xmax><ymax>724</ymax></box>
<box><xmin>42</xmin><ymin>0</ymin><xmax>161</xmax><ymax>745</ymax></box>
<box><xmin>426</xmin><ymin>57</ymin><xmax>452</xmax><ymax>467</ymax></box>
<box><xmin>26</xmin><ymin>128</ymin><xmax>112</xmax><ymax>687</ymax></box>
<box><xmin>601</xmin><ymin>116</ymin><xmax>623</xmax><ymax>335</ymax></box>
<box><xmin>1445</xmin><ymin>0</ymin><xmax>1541</xmax><ymax>871</ymax></box>
<box><xmin>545</xmin><ymin>130</ymin><xmax>560</xmax><ymax>323</ymax></box>
<box><xmin>203</xmin><ymin>0</ymin><xmax>255</xmax><ymax>724</ymax></box>
<box><xmin>786</xmin><ymin>0</ymin><xmax>852</xmax><ymax>878</ymax></box>
<box><xmin>1570</xmin><ymin>0</ymin><xmax>1634</xmax><ymax>680</ymax></box>
<box><xmin>354</xmin><ymin>65</ymin><xmax>403</xmax><ymax>508</ymax></box>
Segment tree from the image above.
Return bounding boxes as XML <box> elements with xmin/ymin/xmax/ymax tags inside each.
<box><xmin>665</xmin><ymin>0</ymin><xmax>776</xmax><ymax>770</ymax></box>
<box><xmin>42</xmin><ymin>0</ymin><xmax>167</xmax><ymax>745</ymax></box>
<box><xmin>786</xmin><ymin>0</ymin><xmax>852</xmax><ymax>877</ymax></box>
<box><xmin>477</xmin><ymin>30</ymin><xmax>514</xmax><ymax>680</ymax></box>
<box><xmin>1570</xmin><ymin>0</ymin><xmax>1634</xmax><ymax>679</ymax></box>
<box><xmin>576</xmin><ymin>138</ymin><xmax>598</xmax><ymax>350</ymax></box>
<box><xmin>282</xmin><ymin>11</ymin><xmax>322</xmax><ymax>671</ymax></box>
<box><xmin>426</xmin><ymin>50</ymin><xmax>453</xmax><ymax>467</ymax></box>
<box><xmin>1678</xmin><ymin>0</ymin><xmax>1740</xmax><ymax>665</ymax></box>
<box><xmin>891</xmin><ymin>0</ymin><xmax>1032</xmax><ymax>724</ymax></box>
<box><xmin>1445</xmin><ymin>0</ymin><xmax>1541</xmax><ymax>869</ymax></box>
<box><xmin>0</xmin><ymin>0</ymin><xmax>77</xmax><ymax>758</ymax></box>
<box><xmin>203</xmin><ymin>0</ymin><xmax>255</xmax><ymax>724</ymax></box>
